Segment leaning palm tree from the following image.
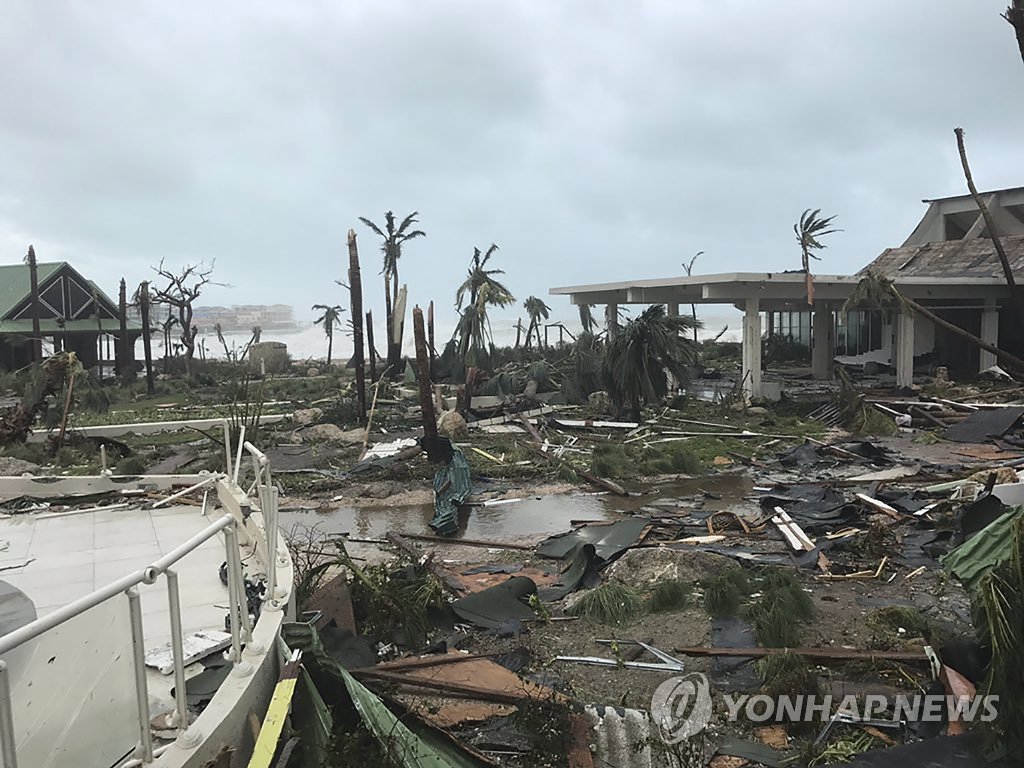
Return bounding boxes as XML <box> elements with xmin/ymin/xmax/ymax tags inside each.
<box><xmin>454</xmin><ymin>246</ymin><xmax>516</xmax><ymax>367</ymax></box>
<box><xmin>312</xmin><ymin>304</ymin><xmax>345</xmax><ymax>366</ymax></box>
<box><xmin>795</xmin><ymin>209</ymin><xmax>840</xmax><ymax>306</ymax></box>
<box><xmin>844</xmin><ymin>272</ymin><xmax>1024</xmax><ymax>371</ymax></box>
<box><xmin>578</xmin><ymin>304</ymin><xmax>596</xmax><ymax>335</ymax></box>
<box><xmin>359</xmin><ymin>211</ymin><xmax>426</xmax><ymax>368</ymax></box>
<box><xmin>523</xmin><ymin>296</ymin><xmax>551</xmax><ymax>349</ymax></box>
<box><xmin>602</xmin><ymin>305</ymin><xmax>701</xmax><ymax>421</ymax></box>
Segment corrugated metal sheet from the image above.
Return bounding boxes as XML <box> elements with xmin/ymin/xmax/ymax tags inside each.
<box><xmin>941</xmin><ymin>506</ymin><xmax>1024</xmax><ymax>592</ymax></box>
<box><xmin>583</xmin><ymin>705</ymin><xmax>693</xmax><ymax>768</ymax></box>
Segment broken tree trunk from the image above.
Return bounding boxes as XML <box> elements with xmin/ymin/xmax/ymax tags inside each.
<box><xmin>390</xmin><ymin>284</ymin><xmax>407</xmax><ymax>373</ymax></box>
<box><xmin>347</xmin><ymin>229</ymin><xmax>367</xmax><ymax>421</ymax></box>
<box><xmin>412</xmin><ymin>306</ymin><xmax>437</xmax><ymax>441</ymax></box>
<box><xmin>118</xmin><ymin>278</ymin><xmax>130</xmax><ymax>383</ymax></box>
<box><xmin>26</xmin><ymin>245</ymin><xmax>42</xmax><ymax>362</ymax></box>
<box><xmin>139</xmin><ymin>281</ymin><xmax>155</xmax><ymax>395</ymax></box>
<box><xmin>427</xmin><ymin>300</ymin><xmax>435</xmax><ymax>368</ymax></box>
<box><xmin>955</xmin><ymin>127</ymin><xmax>1024</xmax><ymax>335</ymax></box>
<box><xmin>365</xmin><ymin>310</ymin><xmax>376</xmax><ymax>382</ymax></box>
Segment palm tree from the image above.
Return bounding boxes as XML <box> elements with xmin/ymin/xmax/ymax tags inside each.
<box><xmin>454</xmin><ymin>245</ymin><xmax>515</xmax><ymax>366</ymax></box>
<box><xmin>578</xmin><ymin>304</ymin><xmax>596</xmax><ymax>335</ymax></box>
<box><xmin>1005</xmin><ymin>1</ymin><xmax>1024</xmax><ymax>65</ymax></box>
<box><xmin>523</xmin><ymin>296</ymin><xmax>551</xmax><ymax>349</ymax></box>
<box><xmin>602</xmin><ymin>305</ymin><xmax>701</xmax><ymax>421</ymax></box>
<box><xmin>795</xmin><ymin>209</ymin><xmax>840</xmax><ymax>305</ymax></box>
<box><xmin>682</xmin><ymin>251</ymin><xmax>703</xmax><ymax>342</ymax></box>
<box><xmin>359</xmin><ymin>211</ymin><xmax>426</xmax><ymax>368</ymax></box>
<box><xmin>312</xmin><ymin>304</ymin><xmax>345</xmax><ymax>366</ymax></box>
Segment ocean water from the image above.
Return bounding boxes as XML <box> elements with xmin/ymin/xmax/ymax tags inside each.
<box><xmin>138</xmin><ymin>310</ymin><xmax>741</xmax><ymax>363</ymax></box>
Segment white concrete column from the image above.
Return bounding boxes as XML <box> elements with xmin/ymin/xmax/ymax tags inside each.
<box><xmin>742</xmin><ymin>297</ymin><xmax>762</xmax><ymax>400</ymax></box>
<box><xmin>980</xmin><ymin>299</ymin><xmax>999</xmax><ymax>371</ymax></box>
<box><xmin>895</xmin><ymin>311</ymin><xmax>915</xmax><ymax>388</ymax></box>
<box><xmin>605</xmin><ymin>303</ymin><xmax>619</xmax><ymax>338</ymax></box>
<box><xmin>666</xmin><ymin>303</ymin><xmax>679</xmax><ymax>317</ymax></box>
<box><xmin>812</xmin><ymin>304</ymin><xmax>833</xmax><ymax>380</ymax></box>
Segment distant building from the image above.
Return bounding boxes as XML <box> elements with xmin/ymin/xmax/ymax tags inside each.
<box><xmin>191</xmin><ymin>304</ymin><xmax>296</xmax><ymax>332</ymax></box>
<box><xmin>0</xmin><ymin>261</ymin><xmax>141</xmax><ymax>371</ymax></box>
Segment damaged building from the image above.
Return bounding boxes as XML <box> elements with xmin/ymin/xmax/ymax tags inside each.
<box><xmin>0</xmin><ymin>260</ymin><xmax>140</xmax><ymax>373</ymax></box>
<box><xmin>551</xmin><ymin>186</ymin><xmax>1024</xmax><ymax>399</ymax></box>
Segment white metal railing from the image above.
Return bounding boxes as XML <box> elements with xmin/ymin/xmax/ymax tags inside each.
<box><xmin>0</xmin><ymin>420</ymin><xmax>283</xmax><ymax>768</ymax></box>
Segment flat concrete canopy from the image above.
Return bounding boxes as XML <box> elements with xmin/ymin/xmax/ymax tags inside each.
<box><xmin>550</xmin><ymin>270</ymin><xmax>1013</xmax><ymax>399</ymax></box>
<box><xmin>549</xmin><ymin>271</ymin><xmax>1014</xmax><ymax>310</ymax></box>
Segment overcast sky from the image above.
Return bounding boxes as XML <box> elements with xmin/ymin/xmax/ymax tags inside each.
<box><xmin>3</xmin><ymin>1</ymin><xmax>1023</xmax><ymax>341</ymax></box>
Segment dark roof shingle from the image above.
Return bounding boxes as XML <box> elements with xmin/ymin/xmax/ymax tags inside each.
<box><xmin>860</xmin><ymin>235</ymin><xmax>1024</xmax><ymax>279</ymax></box>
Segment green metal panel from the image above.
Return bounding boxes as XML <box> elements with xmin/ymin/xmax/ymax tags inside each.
<box><xmin>0</xmin><ymin>262</ymin><xmax>63</xmax><ymax>319</ymax></box>
<box><xmin>942</xmin><ymin>506</ymin><xmax>1024</xmax><ymax>594</ymax></box>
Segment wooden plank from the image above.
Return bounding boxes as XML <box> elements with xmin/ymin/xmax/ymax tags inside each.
<box><xmin>672</xmin><ymin>646</ymin><xmax>928</xmax><ymax>662</ymax></box>
<box><xmin>854</xmin><ymin>493</ymin><xmax>902</xmax><ymax>520</ymax></box>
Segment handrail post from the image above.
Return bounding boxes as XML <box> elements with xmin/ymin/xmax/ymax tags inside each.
<box><xmin>165</xmin><ymin>570</ymin><xmax>201</xmax><ymax>747</ymax></box>
<box><xmin>222</xmin><ymin>420</ymin><xmax>233</xmax><ymax>480</ymax></box>
<box><xmin>223</xmin><ymin>526</ymin><xmax>253</xmax><ymax>677</ymax></box>
<box><xmin>126</xmin><ymin>587</ymin><xmax>154</xmax><ymax>764</ymax></box>
<box><xmin>232</xmin><ymin>426</ymin><xmax>246</xmax><ymax>487</ymax></box>
<box><xmin>0</xmin><ymin>661</ymin><xmax>18</xmax><ymax>768</ymax></box>
<box><xmin>260</xmin><ymin>485</ymin><xmax>282</xmax><ymax>608</ymax></box>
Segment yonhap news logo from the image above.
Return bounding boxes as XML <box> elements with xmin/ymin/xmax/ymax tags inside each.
<box><xmin>651</xmin><ymin>675</ymin><xmax>997</xmax><ymax>741</ymax></box>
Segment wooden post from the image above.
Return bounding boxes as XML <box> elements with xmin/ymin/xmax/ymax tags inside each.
<box><xmin>118</xmin><ymin>278</ymin><xmax>130</xmax><ymax>382</ymax></box>
<box><xmin>365</xmin><ymin>310</ymin><xmax>377</xmax><ymax>382</ymax></box>
<box><xmin>139</xmin><ymin>281</ymin><xmax>154</xmax><ymax>395</ymax></box>
<box><xmin>413</xmin><ymin>306</ymin><xmax>438</xmax><ymax>440</ymax></box>
<box><xmin>26</xmin><ymin>245</ymin><xmax>42</xmax><ymax>362</ymax></box>
<box><xmin>347</xmin><ymin>229</ymin><xmax>367</xmax><ymax>421</ymax></box>
<box><xmin>427</xmin><ymin>300</ymin><xmax>435</xmax><ymax>367</ymax></box>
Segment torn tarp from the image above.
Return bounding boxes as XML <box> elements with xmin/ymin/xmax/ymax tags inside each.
<box><xmin>450</xmin><ymin>575</ymin><xmax>538</xmax><ymax>629</ymax></box>
<box><xmin>536</xmin><ymin>517</ymin><xmax>651</xmax><ymax>562</ymax></box>
<box><xmin>430</xmin><ymin>444</ymin><xmax>472</xmax><ymax>536</ymax></box>
<box><xmin>945</xmin><ymin>407</ymin><xmax>1024</xmax><ymax>444</ymax></box>
<box><xmin>538</xmin><ymin>542</ymin><xmax>600</xmax><ymax>601</ymax></box>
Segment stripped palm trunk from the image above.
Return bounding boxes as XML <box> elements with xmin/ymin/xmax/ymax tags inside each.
<box><xmin>956</xmin><ymin>127</ymin><xmax>1024</xmax><ymax>335</ymax></box>
<box><xmin>347</xmin><ymin>229</ymin><xmax>367</xmax><ymax>421</ymax></box>
<box><xmin>27</xmin><ymin>245</ymin><xmax>42</xmax><ymax>361</ymax></box>
<box><xmin>139</xmin><ymin>281</ymin><xmax>155</xmax><ymax>395</ymax></box>
<box><xmin>118</xmin><ymin>278</ymin><xmax>130</xmax><ymax>382</ymax></box>
<box><xmin>412</xmin><ymin>306</ymin><xmax>437</xmax><ymax>440</ymax></box>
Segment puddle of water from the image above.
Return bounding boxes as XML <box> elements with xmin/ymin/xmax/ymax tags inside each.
<box><xmin>280</xmin><ymin>492</ymin><xmax>616</xmax><ymax>546</ymax></box>
<box><xmin>280</xmin><ymin>473</ymin><xmax>756</xmax><ymax>554</ymax></box>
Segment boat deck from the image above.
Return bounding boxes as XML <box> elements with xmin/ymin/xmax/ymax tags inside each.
<box><xmin>0</xmin><ymin>502</ymin><xmax>234</xmax><ymax>746</ymax></box>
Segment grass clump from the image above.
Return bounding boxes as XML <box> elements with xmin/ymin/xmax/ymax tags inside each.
<box><xmin>115</xmin><ymin>456</ymin><xmax>148</xmax><ymax>475</ymax></box>
<box><xmin>756</xmin><ymin>651</ymin><xmax>820</xmax><ymax>699</ymax></box>
<box><xmin>865</xmin><ymin>606</ymin><xmax>942</xmax><ymax>649</ymax></box>
<box><xmin>569</xmin><ymin>581</ymin><xmax>644</xmax><ymax>626</ymax></box>
<box><xmin>639</xmin><ymin>443</ymin><xmax>702</xmax><ymax>475</ymax></box>
<box><xmin>645</xmin><ymin>580</ymin><xmax>690</xmax><ymax>613</ymax></box>
<box><xmin>702</xmin><ymin>568</ymin><xmax>752</xmax><ymax>618</ymax></box>
<box><xmin>745</xmin><ymin>568</ymin><xmax>813</xmax><ymax>647</ymax></box>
